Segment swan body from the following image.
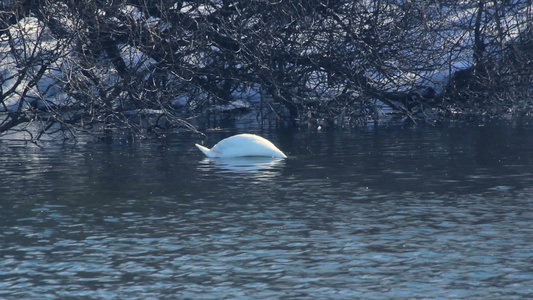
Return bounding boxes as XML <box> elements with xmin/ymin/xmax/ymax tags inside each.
<box><xmin>195</xmin><ymin>134</ymin><xmax>287</xmax><ymax>158</ymax></box>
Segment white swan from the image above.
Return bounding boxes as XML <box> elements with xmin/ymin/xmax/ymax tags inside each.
<box><xmin>195</xmin><ymin>134</ymin><xmax>287</xmax><ymax>158</ymax></box>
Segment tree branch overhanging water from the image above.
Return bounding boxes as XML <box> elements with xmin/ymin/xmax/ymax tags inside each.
<box><xmin>1</xmin><ymin>0</ymin><xmax>532</xmax><ymax>140</ymax></box>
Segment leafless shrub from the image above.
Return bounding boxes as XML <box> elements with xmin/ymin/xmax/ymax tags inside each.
<box><xmin>1</xmin><ymin>1</ymin><xmax>532</xmax><ymax>140</ymax></box>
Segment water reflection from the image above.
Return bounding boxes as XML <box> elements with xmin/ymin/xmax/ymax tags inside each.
<box><xmin>198</xmin><ymin>156</ymin><xmax>286</xmax><ymax>174</ymax></box>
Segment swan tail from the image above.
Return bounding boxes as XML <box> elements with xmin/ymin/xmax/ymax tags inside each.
<box><xmin>195</xmin><ymin>144</ymin><xmax>216</xmax><ymax>158</ymax></box>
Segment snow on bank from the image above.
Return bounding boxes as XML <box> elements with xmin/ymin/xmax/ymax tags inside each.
<box><xmin>0</xmin><ymin>17</ymin><xmax>71</xmax><ymax>112</ymax></box>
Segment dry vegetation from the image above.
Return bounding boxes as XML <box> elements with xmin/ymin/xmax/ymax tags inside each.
<box><xmin>1</xmin><ymin>0</ymin><xmax>532</xmax><ymax>139</ymax></box>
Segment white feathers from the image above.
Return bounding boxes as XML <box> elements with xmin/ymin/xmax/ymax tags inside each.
<box><xmin>195</xmin><ymin>134</ymin><xmax>287</xmax><ymax>158</ymax></box>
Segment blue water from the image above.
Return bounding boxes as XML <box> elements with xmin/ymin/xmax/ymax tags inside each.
<box><xmin>1</xmin><ymin>122</ymin><xmax>532</xmax><ymax>298</ymax></box>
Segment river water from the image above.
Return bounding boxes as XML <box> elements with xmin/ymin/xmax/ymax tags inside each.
<box><xmin>1</xmin><ymin>121</ymin><xmax>532</xmax><ymax>299</ymax></box>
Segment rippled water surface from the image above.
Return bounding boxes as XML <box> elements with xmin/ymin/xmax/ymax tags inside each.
<box><xmin>1</xmin><ymin>122</ymin><xmax>533</xmax><ymax>299</ymax></box>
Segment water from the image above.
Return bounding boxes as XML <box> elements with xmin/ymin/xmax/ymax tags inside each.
<box><xmin>1</xmin><ymin>122</ymin><xmax>532</xmax><ymax>299</ymax></box>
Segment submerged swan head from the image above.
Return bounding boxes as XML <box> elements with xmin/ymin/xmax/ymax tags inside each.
<box><xmin>195</xmin><ymin>133</ymin><xmax>287</xmax><ymax>158</ymax></box>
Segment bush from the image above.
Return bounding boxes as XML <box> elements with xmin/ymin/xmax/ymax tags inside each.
<box><xmin>1</xmin><ymin>1</ymin><xmax>532</xmax><ymax>140</ymax></box>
